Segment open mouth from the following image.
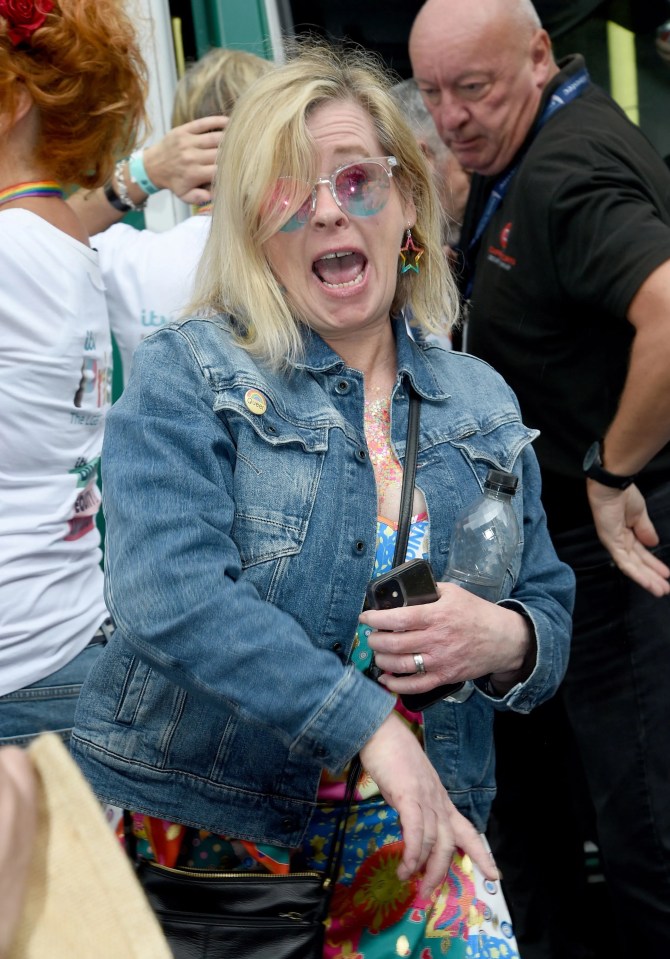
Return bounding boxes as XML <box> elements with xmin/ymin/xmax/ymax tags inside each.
<box><xmin>313</xmin><ymin>251</ymin><xmax>367</xmax><ymax>289</ymax></box>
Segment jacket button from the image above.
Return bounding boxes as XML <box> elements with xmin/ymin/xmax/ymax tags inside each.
<box><xmin>280</xmin><ymin>817</ymin><xmax>295</xmax><ymax>832</ymax></box>
<box><xmin>354</xmin><ymin>540</ymin><xmax>366</xmax><ymax>554</ymax></box>
<box><xmin>335</xmin><ymin>380</ymin><xmax>350</xmax><ymax>394</ymax></box>
<box><xmin>332</xmin><ymin>641</ymin><xmax>343</xmax><ymax>652</ymax></box>
<box><xmin>356</xmin><ymin>448</ymin><xmax>367</xmax><ymax>461</ymax></box>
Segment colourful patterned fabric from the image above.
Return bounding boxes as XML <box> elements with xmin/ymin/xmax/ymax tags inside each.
<box><xmin>348</xmin><ymin>514</ymin><xmax>428</xmax><ymax>686</ymax></box>
<box><xmin>299</xmin><ymin>797</ymin><xmax>475</xmax><ymax>957</ymax></box>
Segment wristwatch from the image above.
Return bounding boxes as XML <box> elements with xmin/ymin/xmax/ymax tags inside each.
<box><xmin>583</xmin><ymin>440</ymin><xmax>638</xmax><ymax>489</ymax></box>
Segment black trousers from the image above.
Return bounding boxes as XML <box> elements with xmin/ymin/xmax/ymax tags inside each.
<box><xmin>489</xmin><ymin>481</ymin><xmax>670</xmax><ymax>959</ymax></box>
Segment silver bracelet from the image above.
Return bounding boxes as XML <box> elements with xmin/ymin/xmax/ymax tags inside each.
<box><xmin>113</xmin><ymin>158</ymin><xmax>147</xmax><ymax>212</ymax></box>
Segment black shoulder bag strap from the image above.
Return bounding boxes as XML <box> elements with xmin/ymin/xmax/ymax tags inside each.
<box><xmin>326</xmin><ymin>387</ymin><xmax>421</xmax><ymax>892</ymax></box>
<box><xmin>392</xmin><ymin>382</ymin><xmax>421</xmax><ymax>568</ymax></box>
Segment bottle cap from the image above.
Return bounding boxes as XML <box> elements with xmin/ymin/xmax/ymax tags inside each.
<box><xmin>484</xmin><ymin>469</ymin><xmax>518</xmax><ymax>494</ymax></box>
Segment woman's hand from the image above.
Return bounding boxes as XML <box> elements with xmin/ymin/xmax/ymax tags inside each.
<box><xmin>69</xmin><ymin>115</ymin><xmax>228</xmax><ymax>236</ymax></box>
<box><xmin>360</xmin><ymin>582</ymin><xmax>535</xmax><ymax>697</ymax></box>
<box><xmin>143</xmin><ymin>115</ymin><xmax>228</xmax><ymax>205</ymax></box>
<box><xmin>359</xmin><ymin>712</ymin><xmax>498</xmax><ymax>897</ymax></box>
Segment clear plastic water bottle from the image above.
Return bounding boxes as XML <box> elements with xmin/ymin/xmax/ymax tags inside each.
<box><xmin>446</xmin><ymin>469</ymin><xmax>520</xmax><ymax>602</ymax></box>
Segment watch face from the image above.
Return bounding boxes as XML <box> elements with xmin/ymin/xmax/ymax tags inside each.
<box><xmin>583</xmin><ymin>441</ymin><xmax>635</xmax><ymax>489</ymax></box>
<box><xmin>583</xmin><ymin>441</ymin><xmax>601</xmax><ymax>471</ymax></box>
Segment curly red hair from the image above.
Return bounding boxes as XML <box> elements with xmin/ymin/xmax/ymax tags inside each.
<box><xmin>0</xmin><ymin>0</ymin><xmax>148</xmax><ymax>187</ymax></box>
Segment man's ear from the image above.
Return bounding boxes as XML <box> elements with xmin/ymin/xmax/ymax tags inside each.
<box><xmin>530</xmin><ymin>29</ymin><xmax>555</xmax><ymax>87</ymax></box>
<box><xmin>417</xmin><ymin>138</ymin><xmax>433</xmax><ymax>162</ymax></box>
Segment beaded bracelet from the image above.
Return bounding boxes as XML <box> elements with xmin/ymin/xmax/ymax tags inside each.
<box><xmin>113</xmin><ymin>158</ymin><xmax>147</xmax><ymax>212</ymax></box>
<box><xmin>128</xmin><ymin>148</ymin><xmax>160</xmax><ymax>196</ymax></box>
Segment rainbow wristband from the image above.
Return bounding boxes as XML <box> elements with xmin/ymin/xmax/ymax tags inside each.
<box><xmin>128</xmin><ymin>148</ymin><xmax>160</xmax><ymax>196</ymax></box>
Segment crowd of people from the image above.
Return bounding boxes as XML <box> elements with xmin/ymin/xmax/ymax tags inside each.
<box><xmin>1</xmin><ymin>1</ymin><xmax>669</xmax><ymax>958</ymax></box>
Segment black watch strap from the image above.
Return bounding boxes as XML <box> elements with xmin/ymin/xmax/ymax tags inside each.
<box><xmin>583</xmin><ymin>440</ymin><xmax>638</xmax><ymax>489</ymax></box>
<box><xmin>103</xmin><ymin>179</ymin><xmax>133</xmax><ymax>213</ymax></box>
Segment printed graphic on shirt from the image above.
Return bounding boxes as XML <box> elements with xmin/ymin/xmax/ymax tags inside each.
<box><xmin>141</xmin><ymin>308</ymin><xmax>170</xmax><ymax>329</ymax></box>
<box><xmin>487</xmin><ymin>220</ymin><xmax>517</xmax><ymax>271</ymax></box>
<box><xmin>66</xmin><ymin>456</ymin><xmax>101</xmax><ymax>541</ymax></box>
<box><xmin>66</xmin><ymin>326</ymin><xmax>109</xmax><ymax>540</ymax></box>
<box><xmin>500</xmin><ymin>221</ymin><xmax>512</xmax><ymax>249</ymax></box>
<box><xmin>71</xmin><ymin>329</ymin><xmax>111</xmax><ymax>424</ymax></box>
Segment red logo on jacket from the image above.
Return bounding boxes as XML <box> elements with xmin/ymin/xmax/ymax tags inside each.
<box><xmin>487</xmin><ymin>221</ymin><xmax>517</xmax><ymax>271</ymax></box>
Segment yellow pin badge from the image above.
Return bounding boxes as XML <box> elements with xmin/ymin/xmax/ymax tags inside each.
<box><xmin>244</xmin><ymin>388</ymin><xmax>267</xmax><ymax>415</ymax></box>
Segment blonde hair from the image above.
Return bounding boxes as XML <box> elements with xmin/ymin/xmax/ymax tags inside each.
<box><xmin>0</xmin><ymin>0</ymin><xmax>147</xmax><ymax>188</ymax></box>
<box><xmin>171</xmin><ymin>47</ymin><xmax>273</xmax><ymax>127</ymax></box>
<box><xmin>189</xmin><ymin>42</ymin><xmax>459</xmax><ymax>369</ymax></box>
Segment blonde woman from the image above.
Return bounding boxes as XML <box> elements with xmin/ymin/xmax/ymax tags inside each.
<box><xmin>72</xmin><ymin>44</ymin><xmax>574</xmax><ymax>959</ymax></box>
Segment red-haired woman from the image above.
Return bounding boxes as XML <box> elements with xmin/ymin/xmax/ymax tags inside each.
<box><xmin>0</xmin><ymin>0</ymin><xmax>146</xmax><ymax>745</ymax></box>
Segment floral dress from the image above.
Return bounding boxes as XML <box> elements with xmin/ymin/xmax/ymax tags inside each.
<box><xmin>123</xmin><ymin>391</ymin><xmax>520</xmax><ymax>959</ymax></box>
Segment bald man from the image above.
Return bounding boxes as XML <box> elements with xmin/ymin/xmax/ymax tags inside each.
<box><xmin>410</xmin><ymin>1</ymin><xmax>670</xmax><ymax>957</ymax></box>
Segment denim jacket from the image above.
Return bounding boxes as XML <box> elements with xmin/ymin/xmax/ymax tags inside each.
<box><xmin>72</xmin><ymin>315</ymin><xmax>574</xmax><ymax>840</ymax></box>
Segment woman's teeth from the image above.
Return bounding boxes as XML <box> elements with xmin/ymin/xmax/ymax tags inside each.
<box><xmin>321</xmin><ymin>272</ymin><xmax>364</xmax><ymax>289</ymax></box>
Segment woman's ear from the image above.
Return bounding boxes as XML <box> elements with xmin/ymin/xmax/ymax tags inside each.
<box><xmin>404</xmin><ymin>196</ymin><xmax>417</xmax><ymax>231</ymax></box>
<box><xmin>14</xmin><ymin>83</ymin><xmax>34</xmax><ymax>123</ymax></box>
<box><xmin>3</xmin><ymin>81</ymin><xmax>35</xmax><ymax>133</ymax></box>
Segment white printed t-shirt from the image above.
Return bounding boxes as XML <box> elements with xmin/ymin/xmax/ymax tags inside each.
<box><xmin>93</xmin><ymin>213</ymin><xmax>211</xmax><ymax>386</ymax></box>
<box><xmin>0</xmin><ymin>210</ymin><xmax>110</xmax><ymax>696</ymax></box>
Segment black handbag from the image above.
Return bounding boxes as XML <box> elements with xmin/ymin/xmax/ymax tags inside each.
<box><xmin>124</xmin><ymin>759</ymin><xmax>360</xmax><ymax>959</ymax></box>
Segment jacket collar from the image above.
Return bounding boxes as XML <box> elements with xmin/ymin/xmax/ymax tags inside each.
<box><xmin>293</xmin><ymin>315</ymin><xmax>451</xmax><ymax>402</ymax></box>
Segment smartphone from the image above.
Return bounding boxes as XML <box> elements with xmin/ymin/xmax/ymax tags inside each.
<box><xmin>365</xmin><ymin>558</ymin><xmax>439</xmax><ymax>610</ymax></box>
<box><xmin>365</xmin><ymin>559</ymin><xmax>464</xmax><ymax>710</ymax></box>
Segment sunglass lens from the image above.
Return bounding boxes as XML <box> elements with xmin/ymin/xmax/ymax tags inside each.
<box><xmin>335</xmin><ymin>162</ymin><xmax>390</xmax><ymax>217</ymax></box>
<box><xmin>275</xmin><ymin>178</ymin><xmax>313</xmax><ymax>232</ymax></box>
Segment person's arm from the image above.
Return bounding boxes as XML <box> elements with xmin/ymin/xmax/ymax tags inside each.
<box><xmin>361</xmin><ymin>440</ymin><xmax>574</xmax><ymax>706</ymax></box>
<box><xmin>69</xmin><ymin>115</ymin><xmax>227</xmax><ymax>236</ymax></box>
<box><xmin>359</xmin><ymin>711</ymin><xmax>498</xmax><ymax>897</ymax></box>
<box><xmin>585</xmin><ymin>259</ymin><xmax>670</xmax><ymax>596</ymax></box>
<box><xmin>363</xmin><ymin>586</ymin><xmax>535</xmax><ymax>695</ymax></box>
<box><xmin>0</xmin><ymin>748</ymin><xmax>37</xmax><ymax>956</ymax></box>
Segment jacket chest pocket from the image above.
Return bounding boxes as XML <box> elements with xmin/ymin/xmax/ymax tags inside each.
<box><xmin>427</xmin><ymin>418</ymin><xmax>537</xmax><ymax>591</ymax></box>
<box><xmin>217</xmin><ymin>400</ymin><xmax>330</xmax><ymax>567</ymax></box>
